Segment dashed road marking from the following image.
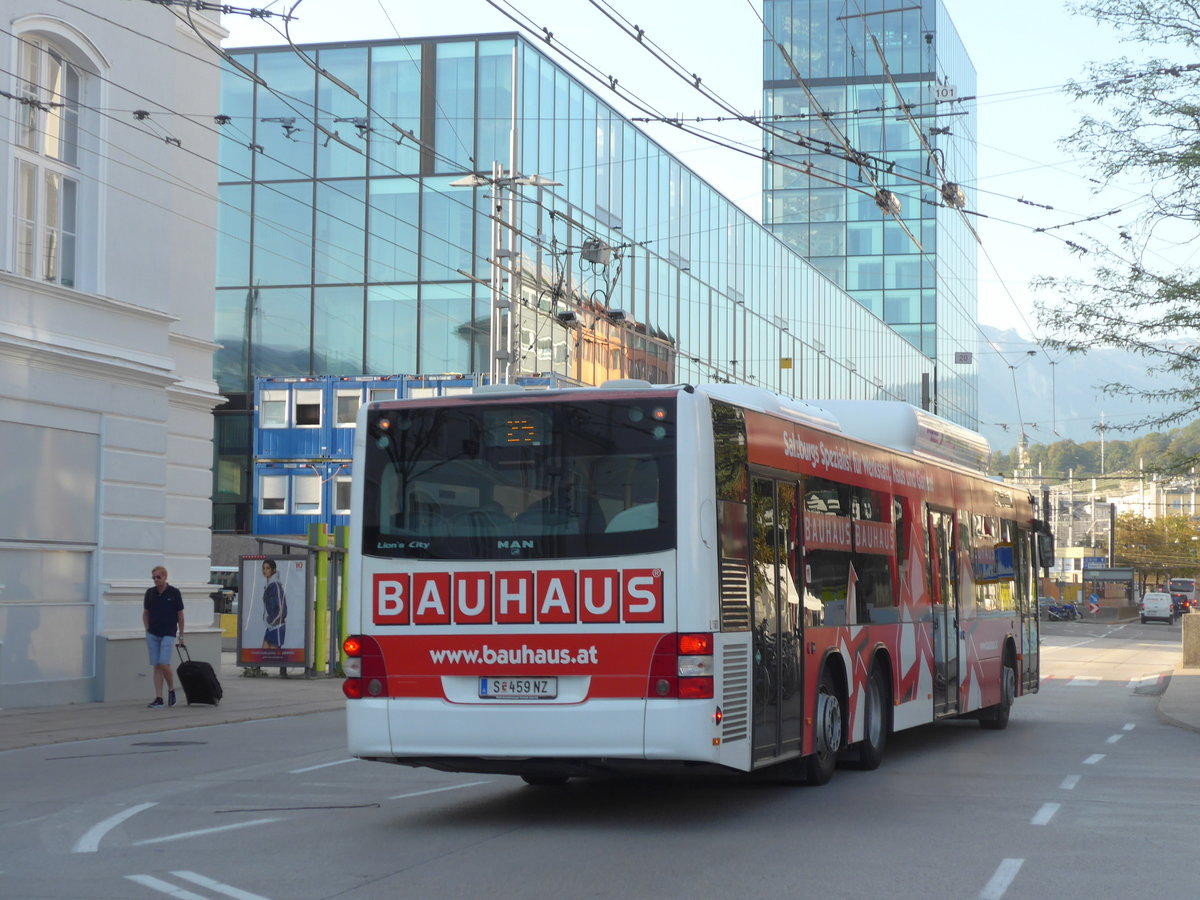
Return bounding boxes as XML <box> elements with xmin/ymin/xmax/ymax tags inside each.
<box><xmin>388</xmin><ymin>780</ymin><xmax>491</xmax><ymax>801</ymax></box>
<box><xmin>1083</xmin><ymin>753</ymin><xmax>1105</xmax><ymax>765</ymax></box>
<box><xmin>132</xmin><ymin>817</ymin><xmax>280</xmax><ymax>846</ymax></box>
<box><xmin>1106</xmin><ymin>734</ymin><xmax>1123</xmax><ymax>744</ymax></box>
<box><xmin>980</xmin><ymin>858</ymin><xmax>1024</xmax><ymax>899</ymax></box>
<box><xmin>1060</xmin><ymin>774</ymin><xmax>1081</xmax><ymax>790</ymax></box>
<box><xmin>1031</xmin><ymin>802</ymin><xmax>1060</xmax><ymax>826</ymax></box>
<box><xmin>289</xmin><ymin>758</ymin><xmax>356</xmax><ymax>774</ymax></box>
<box><xmin>1123</xmin><ymin>722</ymin><xmax>1135</xmax><ymax>731</ymax></box>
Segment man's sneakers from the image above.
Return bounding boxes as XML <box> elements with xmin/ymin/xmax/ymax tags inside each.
<box><xmin>148</xmin><ymin>690</ymin><xmax>179</xmax><ymax>708</ymax></box>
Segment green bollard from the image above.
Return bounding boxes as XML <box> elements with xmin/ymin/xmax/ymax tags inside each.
<box><xmin>310</xmin><ymin>522</ymin><xmax>329</xmax><ymax>674</ymax></box>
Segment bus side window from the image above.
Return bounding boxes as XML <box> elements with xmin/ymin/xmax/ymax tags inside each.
<box><xmin>802</xmin><ymin>476</ymin><xmax>853</xmax><ymax>626</ymax></box>
<box><xmin>851</xmin><ymin>485</ymin><xmax>897</xmax><ymax>623</ymax></box>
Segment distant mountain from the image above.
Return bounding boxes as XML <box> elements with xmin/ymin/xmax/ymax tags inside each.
<box><xmin>976</xmin><ymin>325</ymin><xmax>1177</xmax><ymax>452</ymax></box>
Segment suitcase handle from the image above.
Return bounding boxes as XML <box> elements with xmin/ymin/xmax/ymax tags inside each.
<box><xmin>176</xmin><ymin>641</ymin><xmax>191</xmax><ymax>663</ymax></box>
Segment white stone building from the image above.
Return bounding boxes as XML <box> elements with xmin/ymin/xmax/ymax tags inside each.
<box><xmin>1</xmin><ymin>4</ymin><xmax>225</xmax><ymax>706</ymax></box>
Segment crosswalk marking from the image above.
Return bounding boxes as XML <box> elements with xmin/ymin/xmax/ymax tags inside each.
<box><xmin>125</xmin><ymin>874</ymin><xmax>208</xmax><ymax>900</ymax></box>
<box><xmin>126</xmin><ymin>871</ymin><xmax>273</xmax><ymax>900</ymax></box>
<box><xmin>173</xmin><ymin>870</ymin><xmax>273</xmax><ymax>900</ymax></box>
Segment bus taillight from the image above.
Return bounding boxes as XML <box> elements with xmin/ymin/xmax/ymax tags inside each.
<box><xmin>342</xmin><ymin>634</ymin><xmax>388</xmax><ymax>699</ymax></box>
<box><xmin>677</xmin><ymin>633</ymin><xmax>714</xmax><ymax>699</ymax></box>
<box><xmin>647</xmin><ymin>633</ymin><xmax>714</xmax><ymax>699</ymax></box>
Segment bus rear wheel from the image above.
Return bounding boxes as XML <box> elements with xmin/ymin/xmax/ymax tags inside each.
<box><xmin>979</xmin><ymin>658</ymin><xmax>1016</xmax><ymax>731</ymax></box>
<box><xmin>852</xmin><ymin>664</ymin><xmax>889</xmax><ymax>770</ymax></box>
<box><xmin>804</xmin><ymin>670</ymin><xmax>843</xmax><ymax>785</ymax></box>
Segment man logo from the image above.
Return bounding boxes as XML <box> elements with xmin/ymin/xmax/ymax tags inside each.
<box><xmin>497</xmin><ymin>540</ymin><xmax>534</xmax><ymax>553</ymax></box>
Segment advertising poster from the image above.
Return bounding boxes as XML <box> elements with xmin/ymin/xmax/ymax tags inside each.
<box><xmin>238</xmin><ymin>554</ymin><xmax>307</xmax><ymax>667</ymax></box>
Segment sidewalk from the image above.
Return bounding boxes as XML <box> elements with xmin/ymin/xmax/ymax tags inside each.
<box><xmin>1157</xmin><ymin>665</ymin><xmax>1200</xmax><ymax>734</ymax></box>
<box><xmin>0</xmin><ymin>653</ymin><xmax>345</xmax><ymax>752</ymax></box>
<box><xmin>2</xmin><ymin>655</ymin><xmax>1199</xmax><ymax>753</ymax></box>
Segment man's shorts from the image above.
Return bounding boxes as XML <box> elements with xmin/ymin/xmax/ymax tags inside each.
<box><xmin>146</xmin><ymin>633</ymin><xmax>176</xmax><ymax>666</ymax></box>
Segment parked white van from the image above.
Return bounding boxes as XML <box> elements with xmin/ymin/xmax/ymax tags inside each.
<box><xmin>1140</xmin><ymin>591</ymin><xmax>1174</xmax><ymax>625</ymax></box>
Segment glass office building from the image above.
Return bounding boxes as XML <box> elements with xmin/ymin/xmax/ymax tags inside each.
<box><xmin>762</xmin><ymin>0</ymin><xmax>979</xmax><ymax>425</ymax></box>
<box><xmin>214</xmin><ymin>34</ymin><xmax>970</xmax><ymax>532</ymax></box>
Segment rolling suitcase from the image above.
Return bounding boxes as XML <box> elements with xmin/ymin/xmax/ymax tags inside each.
<box><xmin>175</xmin><ymin>643</ymin><xmax>223</xmax><ymax>706</ymax></box>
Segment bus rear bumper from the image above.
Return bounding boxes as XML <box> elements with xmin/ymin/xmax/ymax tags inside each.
<box><xmin>346</xmin><ymin>697</ymin><xmax>727</xmax><ymax>772</ymax></box>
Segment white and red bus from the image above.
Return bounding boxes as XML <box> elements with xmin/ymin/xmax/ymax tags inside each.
<box><xmin>343</xmin><ymin>381</ymin><xmax>1043</xmax><ymax>785</ymax></box>
<box><xmin>1168</xmin><ymin>577</ymin><xmax>1196</xmax><ymax>614</ymax></box>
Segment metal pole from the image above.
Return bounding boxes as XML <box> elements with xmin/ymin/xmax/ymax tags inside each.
<box><xmin>503</xmin><ymin>45</ymin><xmax>520</xmax><ymax>383</ymax></box>
<box><xmin>490</xmin><ymin>159</ymin><xmax>506</xmax><ymax>384</ymax></box>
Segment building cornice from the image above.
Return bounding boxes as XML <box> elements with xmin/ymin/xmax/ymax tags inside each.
<box><xmin>168</xmin><ymin>377</ymin><xmax>227</xmax><ymax>413</ymax></box>
<box><xmin>2</xmin><ymin>272</ymin><xmax>178</xmax><ymax>326</ymax></box>
<box><xmin>0</xmin><ymin>332</ymin><xmax>178</xmax><ymax>389</ymax></box>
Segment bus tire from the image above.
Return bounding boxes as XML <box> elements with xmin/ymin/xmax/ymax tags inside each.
<box><xmin>804</xmin><ymin>669</ymin><xmax>843</xmax><ymax>785</ymax></box>
<box><xmin>853</xmin><ymin>664</ymin><xmax>889</xmax><ymax>770</ymax></box>
<box><xmin>979</xmin><ymin>657</ymin><xmax>1016</xmax><ymax>731</ymax></box>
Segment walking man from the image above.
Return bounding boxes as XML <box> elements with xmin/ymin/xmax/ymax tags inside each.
<box><xmin>144</xmin><ymin>565</ymin><xmax>185</xmax><ymax>708</ymax></box>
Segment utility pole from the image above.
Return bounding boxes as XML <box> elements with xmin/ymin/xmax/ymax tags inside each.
<box><xmin>452</xmin><ymin>163</ymin><xmax>558</xmax><ymax>386</ymax></box>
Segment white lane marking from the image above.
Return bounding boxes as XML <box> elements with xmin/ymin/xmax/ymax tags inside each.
<box><xmin>1106</xmin><ymin>734</ymin><xmax>1123</xmax><ymax>744</ymax></box>
<box><xmin>1060</xmin><ymin>775</ymin><xmax>1081</xmax><ymax>790</ymax></box>
<box><xmin>173</xmin><ymin>870</ymin><xmax>274</xmax><ymax>900</ymax></box>
<box><xmin>289</xmin><ymin>758</ymin><xmax>356</xmax><ymax>774</ymax></box>
<box><xmin>73</xmin><ymin>802</ymin><xmax>157</xmax><ymax>853</ymax></box>
<box><xmin>132</xmin><ymin>817</ymin><xmax>280</xmax><ymax>846</ymax></box>
<box><xmin>1123</xmin><ymin>723</ymin><xmax>1136</xmax><ymax>731</ymax></box>
<box><xmin>1031</xmin><ymin>802</ymin><xmax>1060</xmax><ymax>826</ymax></box>
<box><xmin>388</xmin><ymin>780</ymin><xmax>491</xmax><ymax>800</ymax></box>
<box><xmin>1068</xmin><ymin>677</ymin><xmax>1100</xmax><ymax>686</ymax></box>
<box><xmin>1083</xmin><ymin>754</ymin><xmax>1105</xmax><ymax>765</ymax></box>
<box><xmin>980</xmin><ymin>858</ymin><xmax>1024</xmax><ymax>900</ymax></box>
<box><xmin>124</xmin><ymin>874</ymin><xmax>209</xmax><ymax>900</ymax></box>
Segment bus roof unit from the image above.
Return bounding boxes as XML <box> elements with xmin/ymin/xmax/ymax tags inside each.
<box><xmin>814</xmin><ymin>399</ymin><xmax>991</xmax><ymax>473</ymax></box>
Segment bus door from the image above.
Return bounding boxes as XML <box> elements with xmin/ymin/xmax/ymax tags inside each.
<box><xmin>750</xmin><ymin>476</ymin><xmax>803</xmax><ymax>763</ymax></box>
<box><xmin>1016</xmin><ymin>526</ymin><xmax>1039</xmax><ymax>691</ymax></box>
<box><xmin>927</xmin><ymin>508</ymin><xmax>960</xmax><ymax>717</ymax></box>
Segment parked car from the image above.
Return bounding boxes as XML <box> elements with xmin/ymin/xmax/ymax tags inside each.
<box><xmin>1169</xmin><ymin>591</ymin><xmax>1193</xmax><ymax>616</ymax></box>
<box><xmin>1140</xmin><ymin>591</ymin><xmax>1174</xmax><ymax>625</ymax></box>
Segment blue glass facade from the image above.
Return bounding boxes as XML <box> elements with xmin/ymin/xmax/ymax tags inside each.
<box><xmin>763</xmin><ymin>0</ymin><xmax>979</xmax><ymax>426</ymax></box>
<box><xmin>214</xmin><ymin>33</ymin><xmax>971</xmax><ymax>532</ymax></box>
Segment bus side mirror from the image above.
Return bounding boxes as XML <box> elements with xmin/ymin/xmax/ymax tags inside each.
<box><xmin>1034</xmin><ymin>522</ymin><xmax>1055</xmax><ymax>574</ymax></box>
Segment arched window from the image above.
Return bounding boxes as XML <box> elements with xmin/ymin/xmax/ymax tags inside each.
<box><xmin>10</xmin><ymin>30</ymin><xmax>94</xmax><ymax>289</ymax></box>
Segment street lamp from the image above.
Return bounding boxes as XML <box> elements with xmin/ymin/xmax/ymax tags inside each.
<box><xmin>450</xmin><ymin>165</ymin><xmax>561</xmax><ymax>384</ymax></box>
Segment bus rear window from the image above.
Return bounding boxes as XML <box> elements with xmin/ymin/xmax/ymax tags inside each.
<box><xmin>361</xmin><ymin>397</ymin><xmax>677</xmax><ymax>560</ymax></box>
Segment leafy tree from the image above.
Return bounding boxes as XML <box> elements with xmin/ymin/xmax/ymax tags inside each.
<box><xmin>1108</xmin><ymin>511</ymin><xmax>1195</xmax><ymax>595</ymax></box>
<box><xmin>1035</xmin><ymin>1</ymin><xmax>1200</xmax><ymax>439</ymax></box>
<box><xmin>1046</xmin><ymin>439</ymin><xmax>1086</xmax><ymax>476</ymax></box>
<box><xmin>1113</xmin><ymin>512</ymin><xmax>1200</xmax><ymax>594</ymax></box>
<box><xmin>990</xmin><ymin>417</ymin><xmax>1200</xmax><ymax>478</ymax></box>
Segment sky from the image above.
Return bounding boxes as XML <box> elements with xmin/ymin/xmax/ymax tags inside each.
<box><xmin>219</xmin><ymin>1</ymin><xmax>1165</xmax><ymax>440</ymax></box>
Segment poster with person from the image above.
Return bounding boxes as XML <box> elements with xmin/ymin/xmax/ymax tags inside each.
<box><xmin>238</xmin><ymin>554</ymin><xmax>307</xmax><ymax>667</ymax></box>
